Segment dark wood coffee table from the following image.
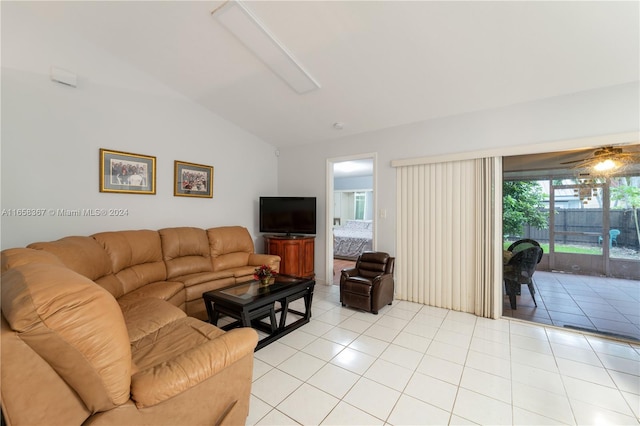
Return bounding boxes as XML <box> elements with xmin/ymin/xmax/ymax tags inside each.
<box><xmin>203</xmin><ymin>275</ymin><xmax>315</xmax><ymax>350</ymax></box>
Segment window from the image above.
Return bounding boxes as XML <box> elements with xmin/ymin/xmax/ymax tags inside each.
<box><xmin>354</xmin><ymin>192</ymin><xmax>365</xmax><ymax>220</ymax></box>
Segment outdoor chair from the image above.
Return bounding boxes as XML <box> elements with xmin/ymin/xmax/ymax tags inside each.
<box><xmin>506</xmin><ymin>239</ymin><xmax>543</xmax><ymax>295</ymax></box>
<box><xmin>504</xmin><ymin>245</ymin><xmax>543</xmax><ymax>309</ymax></box>
<box><xmin>598</xmin><ymin>229</ymin><xmax>620</xmax><ymax>248</ymax></box>
<box><xmin>340</xmin><ymin>251</ymin><xmax>395</xmax><ymax>314</ymax></box>
<box><xmin>508</xmin><ymin>238</ymin><xmax>542</xmax><ymax>258</ymax></box>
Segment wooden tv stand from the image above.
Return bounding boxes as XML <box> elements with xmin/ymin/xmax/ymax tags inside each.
<box><xmin>264</xmin><ymin>235</ymin><xmax>315</xmax><ymax>279</ymax></box>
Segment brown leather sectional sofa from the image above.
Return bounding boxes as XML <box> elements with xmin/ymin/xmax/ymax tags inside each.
<box><xmin>0</xmin><ymin>226</ymin><xmax>280</xmax><ymax>426</ymax></box>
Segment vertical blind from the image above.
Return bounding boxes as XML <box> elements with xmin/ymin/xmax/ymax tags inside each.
<box><xmin>395</xmin><ymin>157</ymin><xmax>502</xmax><ymax>318</ymax></box>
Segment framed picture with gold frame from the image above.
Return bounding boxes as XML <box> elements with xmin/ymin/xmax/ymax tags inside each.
<box><xmin>99</xmin><ymin>148</ymin><xmax>156</xmax><ymax>194</ymax></box>
<box><xmin>174</xmin><ymin>160</ymin><xmax>213</xmax><ymax>198</ymax></box>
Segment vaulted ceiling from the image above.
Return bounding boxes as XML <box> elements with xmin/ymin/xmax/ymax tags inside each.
<box><xmin>11</xmin><ymin>1</ymin><xmax>640</xmax><ymax>147</ymax></box>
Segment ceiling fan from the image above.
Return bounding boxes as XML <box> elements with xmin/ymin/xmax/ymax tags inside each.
<box><xmin>560</xmin><ymin>146</ymin><xmax>640</xmax><ymax>174</ymax></box>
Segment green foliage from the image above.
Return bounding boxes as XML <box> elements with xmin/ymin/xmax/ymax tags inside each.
<box><xmin>611</xmin><ymin>177</ymin><xmax>640</xmax><ymax>209</ymax></box>
<box><xmin>610</xmin><ymin>177</ymin><xmax>640</xmax><ymax>246</ymax></box>
<box><xmin>503</xmin><ymin>181</ymin><xmax>549</xmax><ymax>237</ymax></box>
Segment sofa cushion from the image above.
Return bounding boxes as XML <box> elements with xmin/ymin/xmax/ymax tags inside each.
<box><xmin>117</xmin><ymin>280</ymin><xmax>185</xmax><ymax>308</ymax></box>
<box><xmin>207</xmin><ymin>226</ymin><xmax>254</xmax><ymax>271</ymax></box>
<box><xmin>1</xmin><ymin>248</ymin><xmax>63</xmax><ymax>273</ymax></box>
<box><xmin>119</xmin><ymin>298</ymin><xmax>187</xmax><ymax>342</ymax></box>
<box><xmin>173</xmin><ymin>270</ymin><xmax>235</xmax><ymax>287</ymax></box>
<box><xmin>28</xmin><ymin>236</ymin><xmax>112</xmax><ymax>281</ymax></box>
<box><xmin>159</xmin><ymin>227</ymin><xmax>213</xmax><ymax>279</ymax></box>
<box><xmin>1</xmin><ymin>316</ymin><xmax>92</xmax><ymax>426</ymax></box>
<box><xmin>130</xmin><ymin>317</ymin><xmax>225</xmax><ymax>370</ymax></box>
<box><xmin>93</xmin><ymin>230</ymin><xmax>167</xmax><ymax>294</ymax></box>
<box><xmin>1</xmin><ymin>263</ymin><xmax>131</xmax><ymax>413</ymax></box>
<box><xmin>183</xmin><ymin>276</ymin><xmax>236</xmax><ymax>303</ymax></box>
<box><xmin>27</xmin><ymin>236</ymin><xmax>125</xmax><ymax>298</ymax></box>
<box><xmin>130</xmin><ymin>322</ymin><xmax>257</xmax><ymax>408</ymax></box>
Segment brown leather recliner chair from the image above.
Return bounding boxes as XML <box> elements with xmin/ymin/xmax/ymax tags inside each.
<box><xmin>340</xmin><ymin>251</ymin><xmax>395</xmax><ymax>314</ymax></box>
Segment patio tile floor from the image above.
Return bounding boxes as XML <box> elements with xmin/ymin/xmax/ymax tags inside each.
<box><xmin>503</xmin><ymin>271</ymin><xmax>640</xmax><ymax>342</ymax></box>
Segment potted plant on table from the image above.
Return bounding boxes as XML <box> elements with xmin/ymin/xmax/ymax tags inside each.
<box><xmin>254</xmin><ymin>264</ymin><xmax>277</xmax><ymax>286</ymax></box>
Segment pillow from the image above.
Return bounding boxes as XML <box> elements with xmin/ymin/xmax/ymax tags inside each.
<box><xmin>345</xmin><ymin>220</ymin><xmax>371</xmax><ymax>230</ymax></box>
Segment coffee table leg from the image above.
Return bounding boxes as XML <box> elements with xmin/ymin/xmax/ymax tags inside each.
<box><xmin>211</xmin><ymin>309</ymin><xmax>221</xmax><ymax>326</ymax></box>
<box><xmin>268</xmin><ymin>307</ymin><xmax>277</xmax><ymax>333</ymax></box>
<box><xmin>241</xmin><ymin>308</ymin><xmax>252</xmax><ymax>328</ymax></box>
<box><xmin>278</xmin><ymin>299</ymin><xmax>289</xmax><ymax>329</ymax></box>
<box><xmin>304</xmin><ymin>291</ymin><xmax>313</xmax><ymax>320</ymax></box>
<box><xmin>204</xmin><ymin>297</ymin><xmax>217</xmax><ymax>325</ymax></box>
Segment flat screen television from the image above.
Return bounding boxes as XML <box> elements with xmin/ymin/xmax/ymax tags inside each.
<box><xmin>259</xmin><ymin>196</ymin><xmax>316</xmax><ymax>236</ymax></box>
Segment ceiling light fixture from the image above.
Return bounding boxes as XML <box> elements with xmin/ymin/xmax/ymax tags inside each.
<box><xmin>563</xmin><ymin>145</ymin><xmax>640</xmax><ymax>178</ymax></box>
<box><xmin>593</xmin><ymin>158</ymin><xmax>618</xmax><ymax>172</ymax></box>
<box><xmin>212</xmin><ymin>1</ymin><xmax>321</xmax><ymax>94</ymax></box>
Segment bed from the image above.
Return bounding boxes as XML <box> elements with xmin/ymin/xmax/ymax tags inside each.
<box><xmin>333</xmin><ymin>220</ymin><xmax>373</xmax><ymax>260</ymax></box>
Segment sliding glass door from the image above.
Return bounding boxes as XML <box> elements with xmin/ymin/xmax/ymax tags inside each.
<box><xmin>549</xmin><ymin>179</ymin><xmax>607</xmax><ymax>276</ymax></box>
<box><xmin>506</xmin><ymin>176</ymin><xmax>639</xmax><ymax>279</ymax></box>
<box><xmin>548</xmin><ymin>176</ymin><xmax>639</xmax><ymax>279</ymax></box>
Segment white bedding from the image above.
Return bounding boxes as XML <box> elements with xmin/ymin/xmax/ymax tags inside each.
<box><xmin>333</xmin><ymin>220</ymin><xmax>372</xmax><ymax>259</ymax></box>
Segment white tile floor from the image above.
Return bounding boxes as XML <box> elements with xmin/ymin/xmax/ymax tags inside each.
<box><xmin>243</xmin><ymin>283</ymin><xmax>640</xmax><ymax>425</ymax></box>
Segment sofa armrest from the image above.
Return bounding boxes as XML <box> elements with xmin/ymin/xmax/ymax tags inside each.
<box><xmin>340</xmin><ymin>267</ymin><xmax>358</xmax><ymax>280</ymax></box>
<box><xmin>371</xmin><ymin>273</ymin><xmax>395</xmax><ymax>312</ymax></box>
<box><xmin>130</xmin><ymin>328</ymin><xmax>258</xmax><ymax>408</ymax></box>
<box><xmin>372</xmin><ymin>273</ymin><xmax>394</xmax><ymax>288</ymax></box>
<box><xmin>248</xmin><ymin>254</ymin><xmax>281</xmax><ymax>272</ymax></box>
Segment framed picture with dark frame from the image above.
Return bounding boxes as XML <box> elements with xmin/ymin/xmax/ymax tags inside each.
<box><xmin>174</xmin><ymin>160</ymin><xmax>213</xmax><ymax>198</ymax></box>
<box><xmin>99</xmin><ymin>148</ymin><xmax>156</xmax><ymax>194</ymax></box>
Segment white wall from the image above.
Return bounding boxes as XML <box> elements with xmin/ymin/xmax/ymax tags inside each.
<box><xmin>278</xmin><ymin>82</ymin><xmax>640</xmax><ymax>282</ymax></box>
<box><xmin>1</xmin><ymin>4</ymin><xmax>278</xmax><ymax>249</ymax></box>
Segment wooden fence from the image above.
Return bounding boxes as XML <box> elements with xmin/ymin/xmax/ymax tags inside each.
<box><xmin>519</xmin><ymin>209</ymin><xmax>639</xmax><ymax>248</ymax></box>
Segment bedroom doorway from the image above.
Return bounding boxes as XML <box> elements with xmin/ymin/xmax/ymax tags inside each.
<box><xmin>326</xmin><ymin>154</ymin><xmax>376</xmax><ymax>285</ymax></box>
